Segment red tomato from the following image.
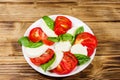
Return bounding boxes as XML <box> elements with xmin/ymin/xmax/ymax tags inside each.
<box><xmin>29</xmin><ymin>27</ymin><xmax>43</xmax><ymax>42</ymax></box>
<box><xmin>54</xmin><ymin>16</ymin><xmax>72</xmax><ymax>35</ymax></box>
<box><xmin>52</xmin><ymin>52</ymin><xmax>78</xmax><ymax>74</ymax></box>
<box><xmin>29</xmin><ymin>27</ymin><xmax>54</xmax><ymax>45</ymax></box>
<box><xmin>42</xmin><ymin>39</ymin><xmax>54</xmax><ymax>46</ymax></box>
<box><xmin>30</xmin><ymin>49</ymin><xmax>54</xmax><ymax>66</ymax></box>
<box><xmin>41</xmin><ymin>33</ymin><xmax>54</xmax><ymax>46</ymax></box>
<box><xmin>54</xmin><ymin>25</ymin><xmax>66</xmax><ymax>36</ymax></box>
<box><xmin>74</xmin><ymin>32</ymin><xmax>97</xmax><ymax>56</ymax></box>
<box><xmin>87</xmin><ymin>47</ymin><xmax>94</xmax><ymax>57</ymax></box>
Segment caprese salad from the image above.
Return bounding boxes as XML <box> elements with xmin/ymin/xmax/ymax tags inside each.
<box><xmin>18</xmin><ymin>15</ymin><xmax>97</xmax><ymax>75</ymax></box>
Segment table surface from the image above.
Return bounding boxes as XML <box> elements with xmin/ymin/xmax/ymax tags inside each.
<box><xmin>0</xmin><ymin>0</ymin><xmax>120</xmax><ymax>80</ymax></box>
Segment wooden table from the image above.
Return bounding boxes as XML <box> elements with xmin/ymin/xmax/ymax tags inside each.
<box><xmin>0</xmin><ymin>0</ymin><xmax>120</xmax><ymax>80</ymax></box>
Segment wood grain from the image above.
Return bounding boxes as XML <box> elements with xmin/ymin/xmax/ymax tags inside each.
<box><xmin>0</xmin><ymin>1</ymin><xmax>119</xmax><ymax>22</ymax></box>
<box><xmin>0</xmin><ymin>0</ymin><xmax>78</xmax><ymax>3</ymax></box>
<box><xmin>0</xmin><ymin>0</ymin><xmax>120</xmax><ymax>80</ymax></box>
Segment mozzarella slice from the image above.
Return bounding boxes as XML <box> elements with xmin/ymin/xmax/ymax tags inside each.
<box><xmin>23</xmin><ymin>45</ymin><xmax>49</xmax><ymax>58</ymax></box>
<box><xmin>54</xmin><ymin>41</ymin><xmax>71</xmax><ymax>52</ymax></box>
<box><xmin>71</xmin><ymin>44</ymin><xmax>87</xmax><ymax>56</ymax></box>
<box><xmin>47</xmin><ymin>50</ymin><xmax>63</xmax><ymax>70</ymax></box>
<box><xmin>67</xmin><ymin>26</ymin><xmax>80</xmax><ymax>35</ymax></box>
<box><xmin>40</xmin><ymin>19</ymin><xmax>57</xmax><ymax>37</ymax></box>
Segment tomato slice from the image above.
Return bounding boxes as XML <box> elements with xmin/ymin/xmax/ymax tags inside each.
<box><xmin>41</xmin><ymin>33</ymin><xmax>54</xmax><ymax>46</ymax></box>
<box><xmin>87</xmin><ymin>47</ymin><xmax>94</xmax><ymax>57</ymax></box>
<box><xmin>74</xmin><ymin>32</ymin><xmax>97</xmax><ymax>56</ymax></box>
<box><xmin>54</xmin><ymin>16</ymin><xmax>72</xmax><ymax>35</ymax></box>
<box><xmin>29</xmin><ymin>27</ymin><xmax>43</xmax><ymax>42</ymax></box>
<box><xmin>54</xmin><ymin>25</ymin><xmax>66</xmax><ymax>35</ymax></box>
<box><xmin>29</xmin><ymin>27</ymin><xmax>54</xmax><ymax>45</ymax></box>
<box><xmin>30</xmin><ymin>49</ymin><xmax>54</xmax><ymax>66</ymax></box>
<box><xmin>52</xmin><ymin>52</ymin><xmax>78</xmax><ymax>74</ymax></box>
<box><xmin>42</xmin><ymin>39</ymin><xmax>54</xmax><ymax>46</ymax></box>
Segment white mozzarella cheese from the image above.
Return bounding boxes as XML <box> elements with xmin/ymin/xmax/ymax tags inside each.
<box><xmin>54</xmin><ymin>41</ymin><xmax>71</xmax><ymax>52</ymax></box>
<box><xmin>47</xmin><ymin>50</ymin><xmax>63</xmax><ymax>70</ymax></box>
<box><xmin>71</xmin><ymin>44</ymin><xmax>87</xmax><ymax>56</ymax></box>
<box><xmin>40</xmin><ymin>19</ymin><xmax>57</xmax><ymax>37</ymax></box>
<box><xmin>23</xmin><ymin>45</ymin><xmax>49</xmax><ymax>58</ymax></box>
<box><xmin>67</xmin><ymin>26</ymin><xmax>80</xmax><ymax>35</ymax></box>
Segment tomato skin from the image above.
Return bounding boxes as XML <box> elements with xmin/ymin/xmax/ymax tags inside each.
<box><xmin>29</xmin><ymin>27</ymin><xmax>54</xmax><ymax>45</ymax></box>
<box><xmin>29</xmin><ymin>27</ymin><xmax>43</xmax><ymax>42</ymax></box>
<box><xmin>30</xmin><ymin>49</ymin><xmax>54</xmax><ymax>66</ymax></box>
<box><xmin>52</xmin><ymin>52</ymin><xmax>78</xmax><ymax>74</ymax></box>
<box><xmin>54</xmin><ymin>16</ymin><xmax>72</xmax><ymax>35</ymax></box>
<box><xmin>41</xmin><ymin>33</ymin><xmax>54</xmax><ymax>46</ymax></box>
<box><xmin>42</xmin><ymin>39</ymin><xmax>54</xmax><ymax>46</ymax></box>
<box><xmin>74</xmin><ymin>32</ymin><xmax>97</xmax><ymax>56</ymax></box>
<box><xmin>54</xmin><ymin>25</ymin><xmax>66</xmax><ymax>35</ymax></box>
<box><xmin>87</xmin><ymin>47</ymin><xmax>94</xmax><ymax>57</ymax></box>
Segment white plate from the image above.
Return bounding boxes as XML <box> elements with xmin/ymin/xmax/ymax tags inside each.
<box><xmin>22</xmin><ymin>15</ymin><xmax>96</xmax><ymax>77</ymax></box>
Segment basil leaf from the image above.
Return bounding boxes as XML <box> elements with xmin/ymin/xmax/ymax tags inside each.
<box><xmin>18</xmin><ymin>36</ymin><xmax>43</xmax><ymax>48</ymax></box>
<box><xmin>29</xmin><ymin>41</ymin><xmax>43</xmax><ymax>48</ymax></box>
<box><xmin>71</xmin><ymin>26</ymin><xmax>84</xmax><ymax>44</ymax></box>
<box><xmin>48</xmin><ymin>37</ymin><xmax>59</xmax><ymax>42</ymax></box>
<box><xmin>61</xmin><ymin>33</ymin><xmax>73</xmax><ymax>41</ymax></box>
<box><xmin>59</xmin><ymin>35</ymin><xmax>63</xmax><ymax>41</ymax></box>
<box><xmin>18</xmin><ymin>37</ymin><xmax>30</xmax><ymax>47</ymax></box>
<box><xmin>70</xmin><ymin>36</ymin><xmax>75</xmax><ymax>45</ymax></box>
<box><xmin>74</xmin><ymin>54</ymin><xmax>90</xmax><ymax>65</ymax></box>
<box><xmin>41</xmin><ymin>54</ymin><xmax>56</xmax><ymax>71</ymax></box>
<box><xmin>47</xmin><ymin>33</ymin><xmax>73</xmax><ymax>42</ymax></box>
<box><xmin>74</xmin><ymin>26</ymin><xmax>84</xmax><ymax>36</ymax></box>
<box><xmin>42</xmin><ymin>16</ymin><xmax>54</xmax><ymax>30</ymax></box>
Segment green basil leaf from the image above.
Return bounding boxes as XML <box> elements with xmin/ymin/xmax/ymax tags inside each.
<box><xmin>29</xmin><ymin>41</ymin><xmax>43</xmax><ymax>48</ymax></box>
<box><xmin>74</xmin><ymin>26</ymin><xmax>84</xmax><ymax>36</ymax></box>
<box><xmin>42</xmin><ymin>16</ymin><xmax>54</xmax><ymax>30</ymax></box>
<box><xmin>70</xmin><ymin>36</ymin><xmax>75</xmax><ymax>45</ymax></box>
<box><xmin>48</xmin><ymin>37</ymin><xmax>59</xmax><ymax>42</ymax></box>
<box><xmin>59</xmin><ymin>35</ymin><xmax>63</xmax><ymax>41</ymax></box>
<box><xmin>41</xmin><ymin>54</ymin><xmax>56</xmax><ymax>71</ymax></box>
<box><xmin>61</xmin><ymin>33</ymin><xmax>73</xmax><ymax>41</ymax></box>
<box><xmin>18</xmin><ymin>37</ymin><xmax>30</xmax><ymax>47</ymax></box>
<box><xmin>47</xmin><ymin>33</ymin><xmax>73</xmax><ymax>42</ymax></box>
<box><xmin>18</xmin><ymin>36</ymin><xmax>43</xmax><ymax>48</ymax></box>
<box><xmin>74</xmin><ymin>54</ymin><xmax>90</xmax><ymax>65</ymax></box>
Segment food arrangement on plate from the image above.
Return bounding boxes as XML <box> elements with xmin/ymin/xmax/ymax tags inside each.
<box><xmin>18</xmin><ymin>15</ymin><xmax>97</xmax><ymax>77</ymax></box>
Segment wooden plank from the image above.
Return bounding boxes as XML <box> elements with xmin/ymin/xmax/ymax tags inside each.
<box><xmin>0</xmin><ymin>0</ymin><xmax>78</xmax><ymax>3</ymax></box>
<box><xmin>0</xmin><ymin>74</ymin><xmax>55</xmax><ymax>80</ymax></box>
<box><xmin>0</xmin><ymin>4</ymin><xmax>72</xmax><ymax>22</ymax></box>
<box><xmin>0</xmin><ymin>0</ymin><xmax>119</xmax><ymax>4</ymax></box>
<box><xmin>96</xmin><ymin>43</ymin><xmax>120</xmax><ymax>56</ymax></box>
<box><xmin>0</xmin><ymin>56</ymin><xmax>25</xmax><ymax>64</ymax></box>
<box><xmin>86</xmin><ymin>22</ymin><xmax>120</xmax><ymax>42</ymax></box>
<box><xmin>78</xmin><ymin>0</ymin><xmax>120</xmax><ymax>4</ymax></box>
<box><xmin>72</xmin><ymin>6</ymin><xmax>120</xmax><ymax>22</ymax></box>
<box><xmin>0</xmin><ymin>4</ymin><xmax>119</xmax><ymax>22</ymax></box>
<box><xmin>0</xmin><ymin>22</ymin><xmax>30</xmax><ymax>41</ymax></box>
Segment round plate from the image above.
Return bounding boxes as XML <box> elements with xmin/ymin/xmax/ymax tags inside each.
<box><xmin>22</xmin><ymin>15</ymin><xmax>96</xmax><ymax>77</ymax></box>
